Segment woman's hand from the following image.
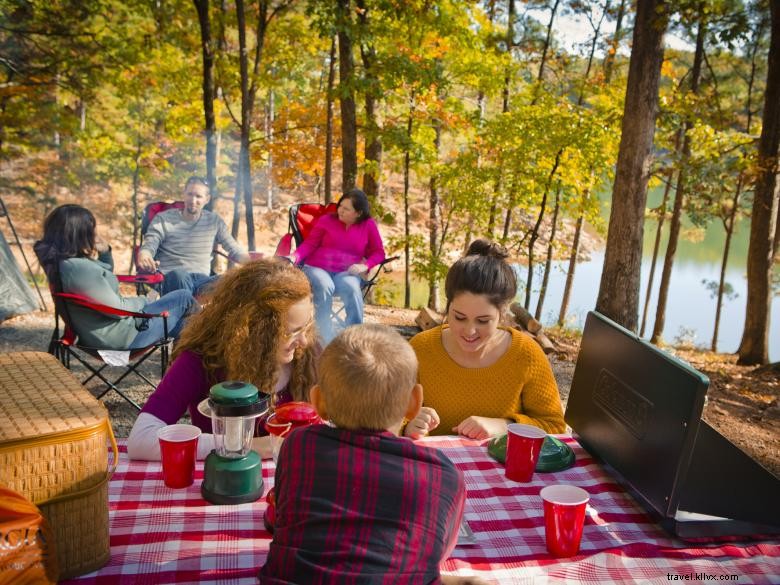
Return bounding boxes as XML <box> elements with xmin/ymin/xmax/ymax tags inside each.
<box><xmin>347</xmin><ymin>263</ymin><xmax>368</xmax><ymax>275</ymax></box>
<box><xmin>251</xmin><ymin>435</ymin><xmax>273</xmax><ymax>459</ymax></box>
<box><xmin>452</xmin><ymin>416</ymin><xmax>508</xmax><ymax>440</ymax></box>
<box><xmin>94</xmin><ymin>235</ymin><xmax>111</xmax><ymax>254</ymax></box>
<box><xmin>404</xmin><ymin>406</ymin><xmax>440</xmax><ymax>439</ymax></box>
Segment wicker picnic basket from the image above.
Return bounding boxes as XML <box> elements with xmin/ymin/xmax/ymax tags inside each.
<box><xmin>0</xmin><ymin>351</ymin><xmax>118</xmax><ymax>579</ymax></box>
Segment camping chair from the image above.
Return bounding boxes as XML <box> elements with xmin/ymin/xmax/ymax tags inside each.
<box><xmin>48</xmin><ymin>290</ymin><xmax>172</xmax><ymax>411</ymax></box>
<box><xmin>275</xmin><ymin>202</ymin><xmax>399</xmax><ymax>326</ymax></box>
<box><xmin>119</xmin><ymin>200</ymin><xmax>261</xmax><ymax>295</ymax></box>
<box><xmin>116</xmin><ymin>201</ymin><xmax>185</xmax><ymax>294</ymax></box>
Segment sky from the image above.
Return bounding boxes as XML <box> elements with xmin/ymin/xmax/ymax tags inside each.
<box><xmin>527</xmin><ymin>7</ymin><xmax>694</xmax><ymax>57</ymax></box>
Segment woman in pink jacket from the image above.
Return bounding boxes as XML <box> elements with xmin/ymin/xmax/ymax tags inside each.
<box><xmin>293</xmin><ymin>189</ymin><xmax>386</xmax><ymax>344</ymax></box>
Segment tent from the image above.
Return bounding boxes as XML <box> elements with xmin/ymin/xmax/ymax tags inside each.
<box><xmin>0</xmin><ymin>227</ymin><xmax>38</xmax><ymax>322</ymax></box>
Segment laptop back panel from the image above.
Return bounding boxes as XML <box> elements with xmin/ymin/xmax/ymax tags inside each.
<box><xmin>564</xmin><ymin>311</ymin><xmax>709</xmax><ymax>519</ymax></box>
<box><xmin>679</xmin><ymin>420</ymin><xmax>780</xmax><ymax>529</ymax></box>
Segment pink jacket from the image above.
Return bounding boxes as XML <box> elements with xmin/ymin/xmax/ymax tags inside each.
<box><xmin>293</xmin><ymin>214</ymin><xmax>385</xmax><ymax>273</ymax></box>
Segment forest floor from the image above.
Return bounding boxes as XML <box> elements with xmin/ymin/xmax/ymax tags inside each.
<box><xmin>1</xmin><ymin>181</ymin><xmax>778</xmax><ymax>477</ymax></box>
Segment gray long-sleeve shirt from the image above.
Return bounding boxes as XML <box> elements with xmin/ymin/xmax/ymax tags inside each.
<box><xmin>139</xmin><ymin>209</ymin><xmax>246</xmax><ymax>275</ymax></box>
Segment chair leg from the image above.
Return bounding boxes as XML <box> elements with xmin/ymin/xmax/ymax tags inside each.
<box><xmin>65</xmin><ymin>347</ymin><xmax>145</xmax><ymax>411</ymax></box>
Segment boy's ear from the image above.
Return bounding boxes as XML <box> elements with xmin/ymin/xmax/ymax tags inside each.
<box><xmin>309</xmin><ymin>384</ymin><xmax>328</xmax><ymax>420</ymax></box>
<box><xmin>404</xmin><ymin>383</ymin><xmax>423</xmax><ymax>421</ymax></box>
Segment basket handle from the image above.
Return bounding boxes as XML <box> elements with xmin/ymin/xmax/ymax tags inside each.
<box><xmin>37</xmin><ymin>419</ymin><xmax>119</xmax><ymax>506</ymax></box>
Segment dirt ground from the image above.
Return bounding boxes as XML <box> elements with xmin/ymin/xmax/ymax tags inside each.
<box><xmin>2</xmin><ymin>300</ymin><xmax>776</xmax><ymax>478</ymax></box>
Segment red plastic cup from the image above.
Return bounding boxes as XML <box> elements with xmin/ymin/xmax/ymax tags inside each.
<box><xmin>157</xmin><ymin>424</ymin><xmax>201</xmax><ymax>488</ymax></box>
<box><xmin>540</xmin><ymin>484</ymin><xmax>589</xmax><ymax>557</ymax></box>
<box><xmin>505</xmin><ymin>423</ymin><xmax>547</xmax><ymax>482</ymax></box>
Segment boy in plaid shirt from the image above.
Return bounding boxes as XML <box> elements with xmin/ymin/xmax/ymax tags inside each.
<box><xmin>259</xmin><ymin>324</ymin><xmax>480</xmax><ymax>585</ymax></box>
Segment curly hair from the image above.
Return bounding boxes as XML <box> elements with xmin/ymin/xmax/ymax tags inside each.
<box><xmin>172</xmin><ymin>259</ymin><xmax>317</xmax><ymax>402</ymax></box>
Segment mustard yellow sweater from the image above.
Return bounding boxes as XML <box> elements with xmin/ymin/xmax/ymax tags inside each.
<box><xmin>409</xmin><ymin>326</ymin><xmax>566</xmax><ymax>435</ymax></box>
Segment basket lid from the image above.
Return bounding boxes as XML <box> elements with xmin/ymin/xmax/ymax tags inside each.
<box><xmin>0</xmin><ymin>352</ymin><xmax>108</xmax><ymax>444</ymax></box>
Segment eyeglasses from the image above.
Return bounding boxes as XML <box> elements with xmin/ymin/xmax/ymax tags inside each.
<box><xmin>281</xmin><ymin>319</ymin><xmax>314</xmax><ymax>343</ymax></box>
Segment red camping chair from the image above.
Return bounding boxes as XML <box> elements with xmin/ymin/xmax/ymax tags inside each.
<box><xmin>116</xmin><ymin>201</ymin><xmax>185</xmax><ymax>294</ymax></box>
<box><xmin>48</xmin><ymin>290</ymin><xmax>172</xmax><ymax>411</ymax></box>
<box><xmin>120</xmin><ymin>200</ymin><xmax>262</xmax><ymax>294</ymax></box>
<box><xmin>275</xmin><ymin>202</ymin><xmax>399</xmax><ymax>324</ymax></box>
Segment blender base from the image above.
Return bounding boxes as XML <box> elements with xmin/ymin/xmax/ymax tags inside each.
<box><xmin>201</xmin><ymin>449</ymin><xmax>264</xmax><ymax>505</ymax></box>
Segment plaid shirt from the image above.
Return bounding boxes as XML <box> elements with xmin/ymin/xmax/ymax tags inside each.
<box><xmin>259</xmin><ymin>425</ymin><xmax>465</xmax><ymax>585</ymax></box>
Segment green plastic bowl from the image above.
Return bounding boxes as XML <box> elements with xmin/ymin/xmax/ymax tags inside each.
<box><xmin>487</xmin><ymin>433</ymin><xmax>575</xmax><ymax>472</ymax></box>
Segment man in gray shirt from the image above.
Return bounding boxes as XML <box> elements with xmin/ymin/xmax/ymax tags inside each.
<box><xmin>137</xmin><ymin>176</ymin><xmax>251</xmax><ymax>295</ymax></box>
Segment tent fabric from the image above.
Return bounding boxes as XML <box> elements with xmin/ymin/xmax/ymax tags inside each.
<box><xmin>0</xmin><ymin>228</ymin><xmax>38</xmax><ymax>322</ymax></box>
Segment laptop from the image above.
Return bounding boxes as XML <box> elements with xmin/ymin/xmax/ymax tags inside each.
<box><xmin>565</xmin><ymin>311</ymin><xmax>780</xmax><ymax>539</ymax></box>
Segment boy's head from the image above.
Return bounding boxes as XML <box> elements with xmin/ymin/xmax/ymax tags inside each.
<box><xmin>310</xmin><ymin>324</ymin><xmax>422</xmax><ymax>432</ymax></box>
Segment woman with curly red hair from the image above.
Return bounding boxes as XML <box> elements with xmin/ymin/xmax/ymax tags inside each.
<box><xmin>128</xmin><ymin>258</ymin><xmax>318</xmax><ymax>460</ymax></box>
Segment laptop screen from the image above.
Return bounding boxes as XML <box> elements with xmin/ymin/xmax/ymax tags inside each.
<box><xmin>564</xmin><ymin>311</ymin><xmax>710</xmax><ymax>519</ymax></box>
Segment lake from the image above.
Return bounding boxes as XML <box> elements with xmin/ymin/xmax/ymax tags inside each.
<box><xmin>381</xmin><ymin>211</ymin><xmax>779</xmax><ymax>362</ymax></box>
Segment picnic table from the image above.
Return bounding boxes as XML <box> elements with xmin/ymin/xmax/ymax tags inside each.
<box><xmin>62</xmin><ymin>436</ymin><xmax>780</xmax><ymax>585</ymax></box>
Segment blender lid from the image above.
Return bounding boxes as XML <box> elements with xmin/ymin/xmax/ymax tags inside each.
<box><xmin>198</xmin><ymin>381</ymin><xmax>269</xmax><ymax>418</ymax></box>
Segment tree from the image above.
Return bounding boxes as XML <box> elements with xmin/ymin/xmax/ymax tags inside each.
<box><xmin>193</xmin><ymin>0</ymin><xmax>219</xmax><ymax>204</ymax></box>
<box><xmin>738</xmin><ymin>0</ymin><xmax>779</xmax><ymax>365</ymax></box>
<box><xmin>650</xmin><ymin>7</ymin><xmax>707</xmax><ymax>344</ymax></box>
<box><xmin>336</xmin><ymin>0</ymin><xmax>357</xmax><ymax>191</ymax></box>
<box><xmin>595</xmin><ymin>0</ymin><xmax>669</xmax><ymax>331</ymax></box>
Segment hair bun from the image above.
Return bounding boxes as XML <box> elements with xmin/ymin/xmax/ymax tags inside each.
<box><xmin>465</xmin><ymin>238</ymin><xmax>509</xmax><ymax>260</ymax></box>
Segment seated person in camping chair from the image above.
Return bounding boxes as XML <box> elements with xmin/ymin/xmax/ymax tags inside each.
<box><xmin>291</xmin><ymin>188</ymin><xmax>386</xmax><ymax>344</ymax></box>
<box><xmin>136</xmin><ymin>176</ymin><xmax>252</xmax><ymax>296</ymax></box>
<box><xmin>34</xmin><ymin>204</ymin><xmax>195</xmax><ymax>349</ymax></box>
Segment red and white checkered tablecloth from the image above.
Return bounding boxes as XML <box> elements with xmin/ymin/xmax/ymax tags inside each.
<box><xmin>62</xmin><ymin>436</ymin><xmax>780</xmax><ymax>585</ymax></box>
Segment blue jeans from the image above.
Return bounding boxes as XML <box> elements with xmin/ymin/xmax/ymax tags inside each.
<box><xmin>162</xmin><ymin>269</ymin><xmax>220</xmax><ymax>297</ymax></box>
<box><xmin>303</xmin><ymin>265</ymin><xmax>364</xmax><ymax>344</ymax></box>
<box><xmin>129</xmin><ymin>289</ymin><xmax>194</xmax><ymax>348</ymax></box>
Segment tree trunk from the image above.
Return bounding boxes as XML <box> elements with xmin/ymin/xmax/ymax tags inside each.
<box><xmin>556</xmin><ymin>6</ymin><xmax>605</xmax><ymax>326</ymax></box>
<box><xmin>712</xmin><ymin>19</ymin><xmax>762</xmax><ymax>351</ymax></box>
<box><xmin>231</xmin><ymin>156</ymin><xmax>244</xmax><ymax>238</ymax></box>
<box><xmin>525</xmin><ymin>152</ymin><xmax>561</xmax><ymax>309</ymax></box>
<box><xmin>535</xmin><ymin>184</ymin><xmax>560</xmax><ymax>321</ymax></box>
<box><xmin>558</xmin><ymin>204</ymin><xmax>584</xmax><ymax>326</ymax></box>
<box><xmin>596</xmin><ymin>0</ymin><xmax>668</xmax><ymax>331</ymax></box>
<box><xmin>357</xmin><ymin>0</ymin><xmax>382</xmax><ymax>200</ymax></box>
<box><xmin>712</xmin><ymin>180</ymin><xmax>741</xmax><ymax>351</ymax></box>
<box><xmin>324</xmin><ymin>35</ymin><xmax>336</xmax><ymax>204</ymax></box>
<box><xmin>264</xmin><ymin>89</ymin><xmax>274</xmax><ymax>213</ymax></box>
<box><xmin>501</xmin><ymin>184</ymin><xmax>516</xmax><ymax>243</ymax></box>
<box><xmin>403</xmin><ymin>99</ymin><xmax>414</xmax><ymax>309</ymax></box>
<box><xmin>604</xmin><ymin>0</ymin><xmax>627</xmax><ymax>83</ymax></box>
<box><xmin>739</xmin><ymin>1</ymin><xmax>780</xmax><ymax>365</ymax></box>
<box><xmin>193</xmin><ymin>0</ymin><xmax>218</xmax><ymax>206</ymax></box>
<box><xmin>130</xmin><ymin>137</ymin><xmax>142</xmax><ymax>272</ymax></box>
<box><xmin>639</xmin><ymin>168</ymin><xmax>674</xmax><ymax>337</ymax></box>
<box><xmin>428</xmin><ymin>118</ymin><xmax>442</xmax><ymax>311</ymax></box>
<box><xmin>488</xmin><ymin>0</ymin><xmax>517</xmax><ymax>239</ymax></box>
<box><xmin>337</xmin><ymin>0</ymin><xmax>357</xmax><ymax>191</ymax></box>
<box><xmin>650</xmin><ymin>15</ymin><xmax>706</xmax><ymax>344</ymax></box>
<box><xmin>536</xmin><ymin>0</ymin><xmax>560</xmax><ymax>87</ymax></box>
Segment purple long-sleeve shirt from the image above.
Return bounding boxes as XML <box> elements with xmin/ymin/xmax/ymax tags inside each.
<box><xmin>141</xmin><ymin>350</ymin><xmax>290</xmax><ymax>435</ymax></box>
<box><xmin>292</xmin><ymin>214</ymin><xmax>385</xmax><ymax>273</ymax></box>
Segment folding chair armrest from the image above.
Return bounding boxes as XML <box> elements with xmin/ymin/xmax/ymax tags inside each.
<box><xmin>116</xmin><ymin>272</ymin><xmax>165</xmax><ymax>286</ymax></box>
<box><xmin>376</xmin><ymin>256</ymin><xmax>400</xmax><ymax>270</ymax></box>
<box><xmin>54</xmin><ymin>292</ymin><xmax>170</xmax><ymax>320</ymax></box>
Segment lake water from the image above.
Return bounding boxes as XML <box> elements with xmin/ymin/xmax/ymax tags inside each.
<box><xmin>382</xmin><ymin>212</ymin><xmax>779</xmax><ymax>361</ymax></box>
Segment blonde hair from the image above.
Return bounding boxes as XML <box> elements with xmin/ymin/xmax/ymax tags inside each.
<box><xmin>172</xmin><ymin>259</ymin><xmax>317</xmax><ymax>401</ymax></box>
<box><xmin>318</xmin><ymin>324</ymin><xmax>417</xmax><ymax>430</ymax></box>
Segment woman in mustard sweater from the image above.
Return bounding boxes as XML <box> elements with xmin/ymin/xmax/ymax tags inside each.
<box><xmin>405</xmin><ymin>239</ymin><xmax>566</xmax><ymax>440</ymax></box>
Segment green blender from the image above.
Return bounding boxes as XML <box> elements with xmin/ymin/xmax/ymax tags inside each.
<box><xmin>198</xmin><ymin>381</ymin><xmax>269</xmax><ymax>504</ymax></box>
